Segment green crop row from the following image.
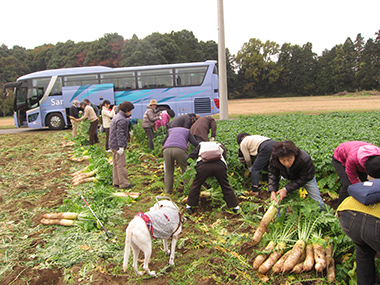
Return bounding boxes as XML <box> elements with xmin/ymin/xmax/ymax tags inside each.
<box><xmin>211</xmin><ymin>112</ymin><xmax>380</xmax><ymax>194</ymax></box>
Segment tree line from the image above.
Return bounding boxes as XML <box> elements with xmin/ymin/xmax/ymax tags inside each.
<box><xmin>0</xmin><ymin>29</ymin><xmax>379</xmax><ymax>116</ymax></box>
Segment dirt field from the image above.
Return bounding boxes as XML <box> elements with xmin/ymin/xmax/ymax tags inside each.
<box><xmin>226</xmin><ymin>94</ymin><xmax>380</xmax><ymax>116</ymax></box>
<box><xmin>1</xmin><ymin>94</ymin><xmax>379</xmax><ymax>127</ymax></box>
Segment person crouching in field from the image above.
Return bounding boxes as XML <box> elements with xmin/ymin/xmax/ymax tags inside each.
<box><xmin>332</xmin><ymin>141</ymin><xmax>380</xmax><ymax>206</ymax></box>
<box><xmin>337</xmin><ymin>183</ymin><xmax>380</xmax><ymax>285</ymax></box>
<box><xmin>109</xmin><ymin>101</ymin><xmax>135</xmax><ymax>189</ymax></box>
<box><xmin>76</xmin><ymin>101</ymin><xmax>99</xmax><ymax>145</ymax></box>
<box><xmin>155</xmin><ymin>109</ymin><xmax>175</xmax><ymax>129</ymax></box>
<box><xmin>237</xmin><ymin>133</ymin><xmax>276</xmax><ymax>196</ymax></box>
<box><xmin>166</xmin><ymin>113</ymin><xmax>198</xmax><ymax>130</ymax></box>
<box><xmin>162</xmin><ymin>127</ymin><xmax>199</xmax><ymax>194</ymax></box>
<box><xmin>185</xmin><ymin>141</ymin><xmax>240</xmax><ymax>215</ymax></box>
<box><xmin>190</xmin><ymin>115</ymin><xmax>217</xmax><ymax>143</ymax></box>
<box><xmin>268</xmin><ymin>140</ymin><xmax>325</xmax><ymax>210</ymax></box>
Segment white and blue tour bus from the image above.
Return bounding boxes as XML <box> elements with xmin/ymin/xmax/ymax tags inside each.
<box><xmin>3</xmin><ymin>60</ymin><xmax>220</xmax><ymax>130</ymax></box>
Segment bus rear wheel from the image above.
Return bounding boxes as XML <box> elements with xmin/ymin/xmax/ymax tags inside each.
<box><xmin>46</xmin><ymin>113</ymin><xmax>65</xmax><ymax>130</ymax></box>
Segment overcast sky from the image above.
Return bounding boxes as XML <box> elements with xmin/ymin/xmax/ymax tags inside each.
<box><xmin>2</xmin><ymin>0</ymin><xmax>379</xmax><ymax>56</ymax></box>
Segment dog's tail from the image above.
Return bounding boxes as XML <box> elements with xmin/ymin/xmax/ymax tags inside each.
<box><xmin>123</xmin><ymin>226</ymin><xmax>133</xmax><ymax>272</ymax></box>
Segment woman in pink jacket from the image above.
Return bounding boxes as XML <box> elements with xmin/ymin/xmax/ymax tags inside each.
<box><xmin>332</xmin><ymin>141</ymin><xmax>380</xmax><ymax>205</ymax></box>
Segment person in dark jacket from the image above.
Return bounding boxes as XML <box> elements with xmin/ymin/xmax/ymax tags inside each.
<box><xmin>268</xmin><ymin>140</ymin><xmax>324</xmax><ymax>209</ymax></box>
<box><xmin>69</xmin><ymin>100</ymin><xmax>80</xmax><ymax>137</ymax></box>
<box><xmin>162</xmin><ymin>127</ymin><xmax>198</xmax><ymax>194</ymax></box>
<box><xmin>109</xmin><ymin>101</ymin><xmax>135</xmax><ymax>189</ymax></box>
<box><xmin>190</xmin><ymin>115</ymin><xmax>217</xmax><ymax>143</ymax></box>
<box><xmin>237</xmin><ymin>133</ymin><xmax>276</xmax><ymax>196</ymax></box>
<box><xmin>166</xmin><ymin>113</ymin><xmax>197</xmax><ymax>129</ymax></box>
<box><xmin>186</xmin><ymin>141</ymin><xmax>240</xmax><ymax>214</ymax></box>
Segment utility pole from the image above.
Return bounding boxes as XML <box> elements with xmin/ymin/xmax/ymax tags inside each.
<box><xmin>217</xmin><ymin>0</ymin><xmax>229</xmax><ymax>120</ymax></box>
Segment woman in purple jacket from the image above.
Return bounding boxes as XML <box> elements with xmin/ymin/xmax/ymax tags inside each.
<box><xmin>162</xmin><ymin>127</ymin><xmax>198</xmax><ymax>194</ymax></box>
<box><xmin>333</xmin><ymin>141</ymin><xmax>380</xmax><ymax>205</ymax></box>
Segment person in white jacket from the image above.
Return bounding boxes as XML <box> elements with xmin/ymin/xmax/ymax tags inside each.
<box><xmin>101</xmin><ymin>100</ymin><xmax>116</xmax><ymax>152</ymax></box>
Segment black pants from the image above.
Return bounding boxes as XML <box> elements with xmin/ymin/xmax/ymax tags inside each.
<box><xmin>332</xmin><ymin>156</ymin><xmax>367</xmax><ymax>206</ymax></box>
<box><xmin>187</xmin><ymin>161</ymin><xmax>238</xmax><ymax>208</ymax></box>
<box><xmin>339</xmin><ymin>210</ymin><xmax>380</xmax><ymax>285</ymax></box>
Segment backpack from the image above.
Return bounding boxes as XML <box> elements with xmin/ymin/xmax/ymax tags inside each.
<box><xmin>348</xmin><ymin>179</ymin><xmax>380</xmax><ymax>205</ymax></box>
<box><xmin>199</xmin><ymin>142</ymin><xmax>222</xmax><ymax>162</ymax></box>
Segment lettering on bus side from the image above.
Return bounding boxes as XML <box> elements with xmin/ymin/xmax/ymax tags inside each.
<box><xmin>51</xmin><ymin>98</ymin><xmax>64</xmax><ymax>106</ymax></box>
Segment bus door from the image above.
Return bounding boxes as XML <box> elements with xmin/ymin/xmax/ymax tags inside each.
<box><xmin>14</xmin><ymin>86</ymin><xmax>28</xmax><ymax>127</ymax></box>
<box><xmin>26</xmin><ymin>76</ymin><xmax>59</xmax><ymax>128</ymax></box>
<box><xmin>25</xmin><ymin>87</ymin><xmax>45</xmax><ymax>128</ymax></box>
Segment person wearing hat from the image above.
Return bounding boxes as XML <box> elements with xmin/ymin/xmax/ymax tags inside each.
<box><xmin>69</xmin><ymin>100</ymin><xmax>80</xmax><ymax>137</ymax></box>
<box><xmin>333</xmin><ymin>141</ymin><xmax>380</xmax><ymax>206</ymax></box>
<box><xmin>237</xmin><ymin>133</ymin><xmax>276</xmax><ymax>196</ymax></box>
<box><xmin>142</xmin><ymin>99</ymin><xmax>161</xmax><ymax>150</ymax></box>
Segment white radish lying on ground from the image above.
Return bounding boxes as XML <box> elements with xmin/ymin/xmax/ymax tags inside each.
<box><xmin>256</xmin><ymin>221</ymin><xmax>295</xmax><ymax>274</ymax></box>
<box><xmin>326</xmin><ymin>242</ymin><xmax>336</xmax><ymax>281</ymax></box>
<box><xmin>114</xmin><ymin>192</ymin><xmax>141</xmax><ymax>199</ymax></box>
<box><xmin>258</xmin><ymin>241</ymin><xmax>287</xmax><ymax>274</ymax></box>
<box><xmin>302</xmin><ymin>243</ymin><xmax>315</xmax><ymax>272</ymax></box>
<box><xmin>42</xmin><ymin>212</ymin><xmax>78</xmax><ymax>220</ymax></box>
<box><xmin>40</xmin><ymin>218</ymin><xmax>75</xmax><ymax>226</ymax></box>
<box><xmin>281</xmin><ymin>215</ymin><xmax>321</xmax><ymax>273</ymax></box>
<box><xmin>252</xmin><ymin>241</ymin><xmax>275</xmax><ymax>270</ymax></box>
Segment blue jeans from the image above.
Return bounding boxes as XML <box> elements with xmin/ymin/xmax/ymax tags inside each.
<box><xmin>339</xmin><ymin>210</ymin><xmax>380</xmax><ymax>285</ymax></box>
<box><xmin>304</xmin><ymin>177</ymin><xmax>325</xmax><ymax>209</ymax></box>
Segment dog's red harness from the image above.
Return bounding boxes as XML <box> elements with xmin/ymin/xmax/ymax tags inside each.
<box><xmin>136</xmin><ymin>212</ymin><xmax>154</xmax><ymax>237</ymax></box>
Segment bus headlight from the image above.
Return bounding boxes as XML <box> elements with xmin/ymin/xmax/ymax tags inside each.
<box><xmin>28</xmin><ymin>113</ymin><xmax>39</xmax><ymax>122</ymax></box>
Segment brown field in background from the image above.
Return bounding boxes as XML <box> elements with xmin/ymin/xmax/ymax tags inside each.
<box><xmin>227</xmin><ymin>94</ymin><xmax>380</xmax><ymax>116</ymax></box>
<box><xmin>1</xmin><ymin>93</ymin><xmax>379</xmax><ymax>126</ymax></box>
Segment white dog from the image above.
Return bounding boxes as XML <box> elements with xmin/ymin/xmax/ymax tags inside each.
<box><xmin>123</xmin><ymin>196</ymin><xmax>185</xmax><ymax>276</ymax></box>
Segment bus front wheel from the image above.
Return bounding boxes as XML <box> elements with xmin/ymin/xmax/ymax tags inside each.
<box><xmin>46</xmin><ymin>113</ymin><xmax>65</xmax><ymax>130</ymax></box>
